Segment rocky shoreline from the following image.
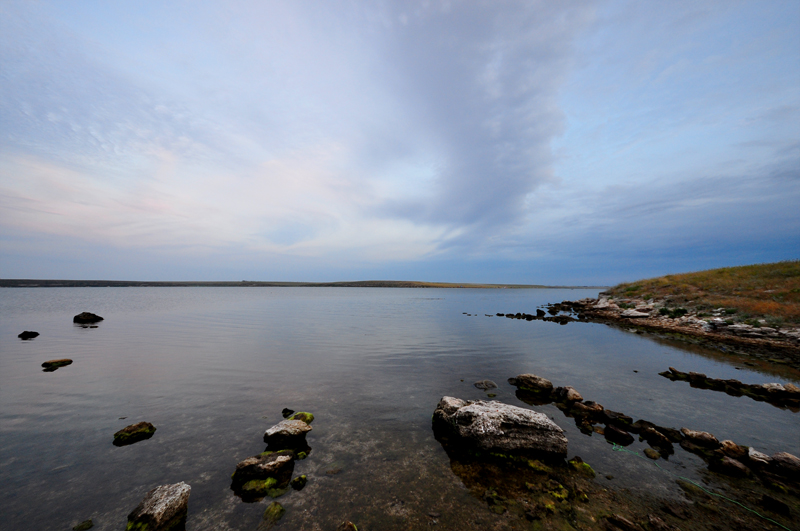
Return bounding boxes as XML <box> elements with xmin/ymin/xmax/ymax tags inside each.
<box><xmin>497</xmin><ymin>295</ymin><xmax>800</xmax><ymax>369</ymax></box>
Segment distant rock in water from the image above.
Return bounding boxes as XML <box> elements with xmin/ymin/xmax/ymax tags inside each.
<box><xmin>473</xmin><ymin>380</ymin><xmax>497</xmax><ymax>390</ymax></box>
<box><xmin>113</xmin><ymin>421</ymin><xmax>156</xmax><ymax>446</ymax></box>
<box><xmin>126</xmin><ymin>482</ymin><xmax>190</xmax><ymax>531</ymax></box>
<box><xmin>432</xmin><ymin>396</ymin><xmax>568</xmax><ymax>458</ymax></box>
<box><xmin>18</xmin><ymin>331</ymin><xmax>39</xmax><ymax>340</ymax></box>
<box><xmin>42</xmin><ymin>359</ymin><xmax>72</xmax><ymax>372</ymax></box>
<box><xmin>73</xmin><ymin>312</ymin><xmax>103</xmax><ymax>324</ymax></box>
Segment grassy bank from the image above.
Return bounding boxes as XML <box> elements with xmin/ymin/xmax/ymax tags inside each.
<box><xmin>606</xmin><ymin>260</ymin><xmax>800</xmax><ymax>326</ymax></box>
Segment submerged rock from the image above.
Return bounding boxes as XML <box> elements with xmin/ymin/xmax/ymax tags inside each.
<box><xmin>73</xmin><ymin>312</ymin><xmax>104</xmax><ymax>324</ymax></box>
<box><xmin>709</xmin><ymin>456</ymin><xmax>751</xmax><ymax>477</ymax></box>
<box><xmin>432</xmin><ymin>396</ymin><xmax>567</xmax><ymax>457</ymax></box>
<box><xmin>72</xmin><ymin>520</ymin><xmax>93</xmax><ymax>530</ymax></box>
<box><xmin>290</xmin><ymin>474</ymin><xmax>307</xmax><ymax>490</ymax></box>
<box><xmin>18</xmin><ymin>331</ymin><xmax>39</xmax><ymax>340</ymax></box>
<box><xmin>603</xmin><ymin>424</ymin><xmax>634</xmax><ymax>446</ymax></box>
<box><xmin>770</xmin><ymin>451</ymin><xmax>800</xmax><ymax>479</ymax></box>
<box><xmin>126</xmin><ymin>482</ymin><xmax>190</xmax><ymax>531</ymax></box>
<box><xmin>263</xmin><ymin>419</ymin><xmax>312</xmax><ymax>447</ymax></box>
<box><xmin>41</xmin><ymin>359</ymin><xmax>72</xmax><ymax>372</ymax></box>
<box><xmin>281</xmin><ymin>408</ymin><xmax>294</xmax><ymax>418</ymax></box>
<box><xmin>113</xmin><ymin>422</ymin><xmax>156</xmax><ymax>446</ymax></box>
<box><xmin>257</xmin><ymin>502</ymin><xmax>285</xmax><ymax>530</ymax></box>
<box><xmin>474</xmin><ymin>380</ymin><xmax>498</xmax><ymax>390</ymax></box>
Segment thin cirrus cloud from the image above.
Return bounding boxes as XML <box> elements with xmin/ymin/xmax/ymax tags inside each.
<box><xmin>0</xmin><ymin>0</ymin><xmax>798</xmax><ymax>283</ymax></box>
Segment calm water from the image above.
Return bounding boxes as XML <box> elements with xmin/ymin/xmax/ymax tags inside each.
<box><xmin>1</xmin><ymin>288</ymin><xmax>798</xmax><ymax>530</ymax></box>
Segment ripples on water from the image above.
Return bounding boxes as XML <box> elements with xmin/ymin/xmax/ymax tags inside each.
<box><xmin>0</xmin><ymin>287</ymin><xmax>797</xmax><ymax>530</ymax></box>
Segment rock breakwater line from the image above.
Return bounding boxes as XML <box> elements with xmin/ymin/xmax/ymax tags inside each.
<box><xmin>659</xmin><ymin>367</ymin><xmax>800</xmax><ymax>410</ymax></box>
<box><xmin>508</xmin><ymin>373</ymin><xmax>800</xmax><ymax>487</ymax></box>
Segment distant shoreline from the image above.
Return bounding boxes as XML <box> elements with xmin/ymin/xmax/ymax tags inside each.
<box><xmin>0</xmin><ymin>279</ymin><xmax>607</xmax><ymax>289</ymax></box>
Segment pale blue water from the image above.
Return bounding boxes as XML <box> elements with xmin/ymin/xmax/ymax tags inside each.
<box><xmin>0</xmin><ymin>288</ymin><xmax>797</xmax><ymax>530</ymax></box>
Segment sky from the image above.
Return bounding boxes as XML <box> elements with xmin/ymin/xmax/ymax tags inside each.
<box><xmin>1</xmin><ymin>0</ymin><xmax>798</xmax><ymax>285</ymax></box>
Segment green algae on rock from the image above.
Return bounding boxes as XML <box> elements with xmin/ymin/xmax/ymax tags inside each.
<box><xmin>567</xmin><ymin>456</ymin><xmax>596</xmax><ymax>478</ymax></box>
<box><xmin>72</xmin><ymin>520</ymin><xmax>93</xmax><ymax>530</ymax></box>
<box><xmin>258</xmin><ymin>502</ymin><xmax>285</xmax><ymax>530</ymax></box>
<box><xmin>113</xmin><ymin>422</ymin><xmax>156</xmax><ymax>446</ymax></box>
<box><xmin>290</xmin><ymin>475</ymin><xmax>307</xmax><ymax>490</ymax></box>
<box><xmin>288</xmin><ymin>411</ymin><xmax>314</xmax><ymax>424</ymax></box>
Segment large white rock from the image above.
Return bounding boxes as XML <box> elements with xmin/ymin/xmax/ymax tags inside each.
<box><xmin>126</xmin><ymin>482</ymin><xmax>191</xmax><ymax>531</ymax></box>
<box><xmin>433</xmin><ymin>397</ymin><xmax>567</xmax><ymax>457</ymax></box>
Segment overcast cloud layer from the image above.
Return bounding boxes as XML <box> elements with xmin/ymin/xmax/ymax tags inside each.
<box><xmin>1</xmin><ymin>0</ymin><xmax>798</xmax><ymax>284</ymax></box>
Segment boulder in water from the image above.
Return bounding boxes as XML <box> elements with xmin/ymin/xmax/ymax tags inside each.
<box><xmin>432</xmin><ymin>396</ymin><xmax>567</xmax><ymax>457</ymax></box>
<box><xmin>113</xmin><ymin>421</ymin><xmax>156</xmax><ymax>446</ymax></box>
<box><xmin>73</xmin><ymin>312</ymin><xmax>103</xmax><ymax>324</ymax></box>
<box><xmin>18</xmin><ymin>331</ymin><xmax>39</xmax><ymax>340</ymax></box>
<box><xmin>126</xmin><ymin>482</ymin><xmax>190</xmax><ymax>531</ymax></box>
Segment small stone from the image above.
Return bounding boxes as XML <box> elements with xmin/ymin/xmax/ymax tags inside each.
<box><xmin>73</xmin><ymin>312</ymin><xmax>104</xmax><ymax>324</ymax></box>
<box><xmin>474</xmin><ymin>380</ymin><xmax>497</xmax><ymax>390</ymax></box>
<box><xmin>290</xmin><ymin>475</ymin><xmax>307</xmax><ymax>490</ymax></box>
<box><xmin>719</xmin><ymin>440</ymin><xmax>748</xmax><ymax>459</ymax></box>
<box><xmin>604</xmin><ymin>424</ymin><xmax>634</xmax><ymax>446</ymax></box>
<box><xmin>126</xmin><ymin>482</ymin><xmax>190</xmax><ymax>531</ymax></box>
<box><xmin>554</xmin><ymin>386</ymin><xmax>583</xmax><ymax>402</ymax></box>
<box><xmin>644</xmin><ymin>448</ymin><xmax>660</xmax><ymax>460</ymax></box>
<box><xmin>263</xmin><ymin>419</ymin><xmax>312</xmax><ymax>447</ymax></box>
<box><xmin>113</xmin><ymin>422</ymin><xmax>156</xmax><ymax>446</ymax></box>
<box><xmin>72</xmin><ymin>520</ymin><xmax>93</xmax><ymax>531</ymax></box>
<box><xmin>231</xmin><ymin>451</ymin><xmax>294</xmax><ymax>484</ymax></box>
<box><xmin>336</xmin><ymin>522</ymin><xmax>358</xmax><ymax>531</ymax></box>
<box><xmin>281</xmin><ymin>408</ymin><xmax>294</xmax><ymax>418</ymax></box>
<box><xmin>18</xmin><ymin>331</ymin><xmax>39</xmax><ymax>340</ymax></box>
<box><xmin>568</xmin><ymin>456</ymin><xmax>595</xmax><ymax>477</ymax></box>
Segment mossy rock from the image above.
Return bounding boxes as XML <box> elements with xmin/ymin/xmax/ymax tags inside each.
<box><xmin>568</xmin><ymin>457</ymin><xmax>595</xmax><ymax>478</ymax></box>
<box><xmin>262</xmin><ymin>502</ymin><xmax>285</xmax><ymax>528</ymax></box>
<box><xmin>241</xmin><ymin>477</ymin><xmax>278</xmax><ymax>496</ymax></box>
<box><xmin>72</xmin><ymin>520</ymin><xmax>93</xmax><ymax>531</ymax></box>
<box><xmin>527</xmin><ymin>460</ymin><xmax>553</xmax><ymax>474</ymax></box>
<box><xmin>288</xmin><ymin>412</ymin><xmax>314</xmax><ymax>424</ymax></box>
<box><xmin>290</xmin><ymin>475</ymin><xmax>307</xmax><ymax>490</ymax></box>
<box><xmin>113</xmin><ymin>422</ymin><xmax>156</xmax><ymax>446</ymax></box>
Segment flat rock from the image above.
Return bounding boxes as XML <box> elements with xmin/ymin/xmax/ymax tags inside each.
<box><xmin>621</xmin><ymin>309</ymin><xmax>650</xmax><ymax>318</ymax></box>
<box><xmin>603</xmin><ymin>424</ymin><xmax>634</xmax><ymax>446</ymax></box>
<box><xmin>126</xmin><ymin>482</ymin><xmax>190</xmax><ymax>531</ymax></box>
<box><xmin>232</xmin><ymin>451</ymin><xmax>294</xmax><ymax>484</ymax></box>
<box><xmin>18</xmin><ymin>331</ymin><xmax>39</xmax><ymax>340</ymax></box>
<box><xmin>432</xmin><ymin>397</ymin><xmax>567</xmax><ymax>457</ymax></box>
<box><xmin>507</xmin><ymin>374</ymin><xmax>553</xmax><ymax>393</ymax></box>
<box><xmin>114</xmin><ymin>421</ymin><xmax>156</xmax><ymax>446</ymax></box>
<box><xmin>73</xmin><ymin>312</ymin><xmax>104</xmax><ymax>324</ymax></box>
<box><xmin>263</xmin><ymin>419</ymin><xmax>312</xmax><ymax>446</ymax></box>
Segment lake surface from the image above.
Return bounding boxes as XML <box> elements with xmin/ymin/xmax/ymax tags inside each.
<box><xmin>1</xmin><ymin>287</ymin><xmax>798</xmax><ymax>530</ymax></box>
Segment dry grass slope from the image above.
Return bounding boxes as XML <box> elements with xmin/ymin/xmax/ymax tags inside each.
<box><xmin>607</xmin><ymin>260</ymin><xmax>800</xmax><ymax>326</ymax></box>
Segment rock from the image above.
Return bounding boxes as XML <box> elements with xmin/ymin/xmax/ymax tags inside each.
<box><xmin>126</xmin><ymin>482</ymin><xmax>190</xmax><ymax>531</ymax></box>
<box><xmin>432</xmin><ymin>397</ymin><xmax>568</xmax><ymax>457</ymax></box>
<box><xmin>568</xmin><ymin>456</ymin><xmax>596</xmax><ymax>477</ymax></box>
<box><xmin>604</xmin><ymin>424</ymin><xmax>634</xmax><ymax>446</ymax></box>
<box><xmin>507</xmin><ymin>374</ymin><xmax>553</xmax><ymax>393</ymax></box>
<box><xmin>719</xmin><ymin>440</ymin><xmax>748</xmax><ymax>460</ymax></box>
<box><xmin>748</xmin><ymin>447</ymin><xmax>772</xmax><ymax>467</ymax></box>
<box><xmin>287</xmin><ymin>411</ymin><xmax>314</xmax><ymax>424</ymax></box>
<box><xmin>113</xmin><ymin>422</ymin><xmax>156</xmax><ymax>446</ymax></box>
<box><xmin>72</xmin><ymin>520</ymin><xmax>93</xmax><ymax>530</ymax></box>
<box><xmin>785</xmin><ymin>383</ymin><xmax>800</xmax><ymax>394</ymax></box>
<box><xmin>554</xmin><ymin>386</ymin><xmax>583</xmax><ymax>402</ymax></box>
<box><xmin>644</xmin><ymin>448</ymin><xmax>660</xmax><ymax>460</ymax></box>
<box><xmin>762</xmin><ymin>383</ymin><xmax>786</xmax><ymax>393</ymax></box>
<box><xmin>536</xmin><ymin>309</ymin><xmax>546</xmax><ymax>317</ymax></box>
<box><xmin>603</xmin><ymin>410</ymin><xmax>633</xmax><ymax>428</ymax></box>
<box><xmin>281</xmin><ymin>408</ymin><xmax>294</xmax><ymax>418</ymax></box>
<box><xmin>621</xmin><ymin>309</ymin><xmax>650</xmax><ymax>318</ymax></box>
<box><xmin>680</xmin><ymin>428</ymin><xmax>720</xmax><ymax>448</ymax></box>
<box><xmin>474</xmin><ymin>380</ymin><xmax>498</xmax><ymax>390</ymax></box>
<box><xmin>336</xmin><ymin>522</ymin><xmax>358</xmax><ymax>531</ymax></box>
<box><xmin>760</xmin><ymin>495</ymin><xmax>791</xmax><ymax>516</ymax></box>
<box><xmin>18</xmin><ymin>331</ymin><xmax>39</xmax><ymax>340</ymax></box>
<box><xmin>605</xmin><ymin>514</ymin><xmax>641</xmax><ymax>531</ymax></box>
<box><xmin>73</xmin><ymin>312</ymin><xmax>104</xmax><ymax>324</ymax></box>
<box><xmin>231</xmin><ymin>451</ymin><xmax>294</xmax><ymax>484</ymax></box>
<box><xmin>257</xmin><ymin>502</ymin><xmax>285</xmax><ymax>530</ymax></box>
<box><xmin>41</xmin><ymin>359</ymin><xmax>72</xmax><ymax>372</ymax></box>
<box><xmin>770</xmin><ymin>451</ymin><xmax>800</xmax><ymax>478</ymax></box>
<box><xmin>709</xmin><ymin>456</ymin><xmax>751</xmax><ymax>477</ymax></box>
<box><xmin>290</xmin><ymin>475</ymin><xmax>307</xmax><ymax>490</ymax></box>
<box><xmin>263</xmin><ymin>419</ymin><xmax>312</xmax><ymax>447</ymax></box>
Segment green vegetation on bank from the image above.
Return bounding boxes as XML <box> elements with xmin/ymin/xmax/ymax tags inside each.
<box><xmin>607</xmin><ymin>260</ymin><xmax>800</xmax><ymax>326</ymax></box>
<box><xmin>0</xmin><ymin>279</ymin><xmax>604</xmax><ymax>289</ymax></box>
